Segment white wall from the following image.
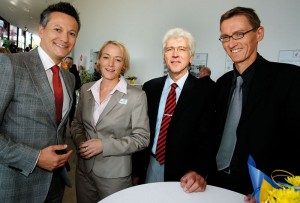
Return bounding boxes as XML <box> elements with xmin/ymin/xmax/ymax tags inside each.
<box><xmin>72</xmin><ymin>0</ymin><xmax>300</xmax><ymax>83</ymax></box>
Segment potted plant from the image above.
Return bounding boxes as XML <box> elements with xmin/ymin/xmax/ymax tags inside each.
<box><xmin>79</xmin><ymin>65</ymin><xmax>95</xmax><ymax>85</ymax></box>
<box><xmin>125</xmin><ymin>75</ymin><xmax>137</xmax><ymax>84</ymax></box>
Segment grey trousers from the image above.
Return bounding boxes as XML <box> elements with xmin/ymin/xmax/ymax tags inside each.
<box><xmin>76</xmin><ymin>167</ymin><xmax>132</xmax><ymax>203</ymax></box>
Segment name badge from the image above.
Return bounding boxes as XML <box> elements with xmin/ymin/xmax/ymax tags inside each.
<box><xmin>119</xmin><ymin>98</ymin><xmax>128</xmax><ymax>105</ymax></box>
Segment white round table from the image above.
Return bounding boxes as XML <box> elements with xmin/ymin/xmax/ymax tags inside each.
<box><xmin>99</xmin><ymin>182</ymin><xmax>245</xmax><ymax>203</ymax></box>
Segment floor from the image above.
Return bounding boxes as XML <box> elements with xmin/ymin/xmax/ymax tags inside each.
<box><xmin>62</xmin><ymin>129</ymin><xmax>77</xmax><ymax>203</ymax></box>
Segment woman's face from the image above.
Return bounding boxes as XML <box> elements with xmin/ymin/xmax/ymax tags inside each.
<box><xmin>99</xmin><ymin>43</ymin><xmax>124</xmax><ymax>82</ymax></box>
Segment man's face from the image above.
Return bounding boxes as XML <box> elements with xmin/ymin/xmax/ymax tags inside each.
<box><xmin>164</xmin><ymin>37</ymin><xmax>193</xmax><ymax>81</ymax></box>
<box><xmin>199</xmin><ymin>68</ymin><xmax>208</xmax><ymax>78</ymax></box>
<box><xmin>220</xmin><ymin>15</ymin><xmax>263</xmax><ymax>72</ymax></box>
<box><xmin>64</xmin><ymin>58</ymin><xmax>73</xmax><ymax>69</ymax></box>
<box><xmin>39</xmin><ymin>12</ymin><xmax>79</xmax><ymax>64</ymax></box>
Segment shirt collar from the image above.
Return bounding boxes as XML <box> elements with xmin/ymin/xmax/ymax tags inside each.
<box><xmin>166</xmin><ymin>70</ymin><xmax>188</xmax><ymax>90</ymax></box>
<box><xmin>88</xmin><ymin>75</ymin><xmax>128</xmax><ymax>95</ymax></box>
<box><xmin>38</xmin><ymin>47</ymin><xmax>61</xmax><ymax>70</ymax></box>
<box><xmin>113</xmin><ymin>75</ymin><xmax>127</xmax><ymax>94</ymax></box>
<box><xmin>232</xmin><ymin>53</ymin><xmax>259</xmax><ymax>85</ymax></box>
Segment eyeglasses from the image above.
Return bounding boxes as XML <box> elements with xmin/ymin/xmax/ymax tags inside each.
<box><xmin>164</xmin><ymin>46</ymin><xmax>189</xmax><ymax>54</ymax></box>
<box><xmin>219</xmin><ymin>27</ymin><xmax>258</xmax><ymax>43</ymax></box>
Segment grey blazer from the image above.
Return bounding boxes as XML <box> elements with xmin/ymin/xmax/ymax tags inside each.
<box><xmin>0</xmin><ymin>49</ymin><xmax>75</xmax><ymax>203</ymax></box>
<box><xmin>71</xmin><ymin>81</ymin><xmax>150</xmax><ymax>178</ymax></box>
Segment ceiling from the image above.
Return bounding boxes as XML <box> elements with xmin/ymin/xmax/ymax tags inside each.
<box><xmin>0</xmin><ymin>0</ymin><xmax>76</xmax><ymax>36</ymax></box>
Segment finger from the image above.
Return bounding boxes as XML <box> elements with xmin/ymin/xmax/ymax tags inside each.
<box><xmin>187</xmin><ymin>183</ymin><xmax>201</xmax><ymax>193</ymax></box>
<box><xmin>180</xmin><ymin>176</ymin><xmax>188</xmax><ymax>188</ymax></box>
<box><xmin>194</xmin><ymin>179</ymin><xmax>206</xmax><ymax>192</ymax></box>
<box><xmin>197</xmin><ymin>177</ymin><xmax>206</xmax><ymax>191</ymax></box>
<box><xmin>244</xmin><ymin>194</ymin><xmax>251</xmax><ymax>201</ymax></box>
<box><xmin>182</xmin><ymin>177</ymin><xmax>194</xmax><ymax>192</ymax></box>
<box><xmin>80</xmin><ymin>148</ymin><xmax>92</xmax><ymax>159</ymax></box>
<box><xmin>78</xmin><ymin>145</ymin><xmax>87</xmax><ymax>153</ymax></box>
<box><xmin>63</xmin><ymin>149</ymin><xmax>73</xmax><ymax>159</ymax></box>
<box><xmin>57</xmin><ymin>150</ymin><xmax>73</xmax><ymax>164</ymax></box>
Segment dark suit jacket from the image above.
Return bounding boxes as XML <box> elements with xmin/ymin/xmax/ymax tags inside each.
<box><xmin>199</xmin><ymin>76</ymin><xmax>215</xmax><ymax>86</ymax></box>
<box><xmin>211</xmin><ymin>55</ymin><xmax>300</xmax><ymax>194</ymax></box>
<box><xmin>69</xmin><ymin>64</ymin><xmax>81</xmax><ymax>91</ymax></box>
<box><xmin>0</xmin><ymin>49</ymin><xmax>75</xmax><ymax>202</ymax></box>
<box><xmin>68</xmin><ymin>64</ymin><xmax>81</xmax><ymax>124</ymax></box>
<box><xmin>133</xmin><ymin>74</ymin><xmax>215</xmax><ymax>182</ymax></box>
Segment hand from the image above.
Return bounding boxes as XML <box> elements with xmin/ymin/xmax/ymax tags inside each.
<box><xmin>37</xmin><ymin>144</ymin><xmax>72</xmax><ymax>171</ymax></box>
<box><xmin>132</xmin><ymin>177</ymin><xmax>140</xmax><ymax>186</ymax></box>
<box><xmin>244</xmin><ymin>194</ymin><xmax>256</xmax><ymax>203</ymax></box>
<box><xmin>79</xmin><ymin>138</ymin><xmax>103</xmax><ymax>159</ymax></box>
<box><xmin>180</xmin><ymin>171</ymin><xmax>206</xmax><ymax>193</ymax></box>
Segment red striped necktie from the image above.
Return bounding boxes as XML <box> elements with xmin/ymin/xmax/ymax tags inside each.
<box><xmin>51</xmin><ymin>65</ymin><xmax>63</xmax><ymax>125</ymax></box>
<box><xmin>155</xmin><ymin>83</ymin><xmax>177</xmax><ymax>165</ymax></box>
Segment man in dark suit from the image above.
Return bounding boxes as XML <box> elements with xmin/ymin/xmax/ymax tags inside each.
<box><xmin>0</xmin><ymin>2</ymin><xmax>80</xmax><ymax>203</ymax></box>
<box><xmin>199</xmin><ymin>66</ymin><xmax>215</xmax><ymax>85</ymax></box>
<box><xmin>209</xmin><ymin>6</ymin><xmax>300</xmax><ymax>199</ymax></box>
<box><xmin>63</xmin><ymin>56</ymin><xmax>81</xmax><ymax>127</ymax></box>
<box><xmin>133</xmin><ymin>28</ymin><xmax>215</xmax><ymax>193</ymax></box>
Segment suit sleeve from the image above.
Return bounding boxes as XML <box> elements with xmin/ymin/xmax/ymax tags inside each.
<box><xmin>132</xmin><ymin>82</ymin><xmax>152</xmax><ymax>180</ymax></box>
<box><xmin>70</xmin><ymin>86</ymin><xmax>88</xmax><ymax>148</ymax></box>
<box><xmin>0</xmin><ymin>54</ymin><xmax>40</xmax><ymax>176</ymax></box>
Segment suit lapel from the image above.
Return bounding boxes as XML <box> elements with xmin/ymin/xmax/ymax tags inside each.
<box><xmin>96</xmin><ymin>90</ymin><xmax>124</xmax><ymax>125</ymax></box>
<box><xmin>60</xmin><ymin>69</ymin><xmax>74</xmax><ymax>126</ymax></box>
<box><xmin>172</xmin><ymin>74</ymin><xmax>194</xmax><ymax>121</ymax></box>
<box><xmin>240</xmin><ymin>58</ymin><xmax>273</xmax><ymax>123</ymax></box>
<box><xmin>25</xmin><ymin>49</ymin><xmax>56</xmax><ymax>126</ymax></box>
<box><xmin>145</xmin><ymin>77</ymin><xmax>166</xmax><ymax>130</ymax></box>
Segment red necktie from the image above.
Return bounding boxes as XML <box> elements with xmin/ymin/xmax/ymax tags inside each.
<box><xmin>156</xmin><ymin>83</ymin><xmax>177</xmax><ymax>165</ymax></box>
<box><xmin>51</xmin><ymin>65</ymin><xmax>63</xmax><ymax>125</ymax></box>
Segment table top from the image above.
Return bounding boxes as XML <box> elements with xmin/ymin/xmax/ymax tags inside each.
<box><xmin>99</xmin><ymin>182</ymin><xmax>245</xmax><ymax>203</ymax></box>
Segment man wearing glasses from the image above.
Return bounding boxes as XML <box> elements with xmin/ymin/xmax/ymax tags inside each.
<box><xmin>133</xmin><ymin>28</ymin><xmax>215</xmax><ymax>193</ymax></box>
<box><xmin>209</xmin><ymin>6</ymin><xmax>300</xmax><ymax>200</ymax></box>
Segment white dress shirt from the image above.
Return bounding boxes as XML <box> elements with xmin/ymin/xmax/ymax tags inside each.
<box><xmin>38</xmin><ymin>47</ymin><xmax>70</xmax><ymax>120</ymax></box>
<box><xmin>151</xmin><ymin>71</ymin><xmax>188</xmax><ymax>154</ymax></box>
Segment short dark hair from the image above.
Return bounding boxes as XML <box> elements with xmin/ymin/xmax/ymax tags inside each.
<box><xmin>40</xmin><ymin>2</ymin><xmax>81</xmax><ymax>30</ymax></box>
<box><xmin>220</xmin><ymin>7</ymin><xmax>261</xmax><ymax>30</ymax></box>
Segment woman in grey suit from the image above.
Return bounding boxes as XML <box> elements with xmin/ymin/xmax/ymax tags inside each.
<box><xmin>71</xmin><ymin>40</ymin><xmax>150</xmax><ymax>202</ymax></box>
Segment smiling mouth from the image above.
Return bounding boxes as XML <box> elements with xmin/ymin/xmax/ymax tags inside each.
<box><xmin>105</xmin><ymin>67</ymin><xmax>114</xmax><ymax>72</ymax></box>
<box><xmin>55</xmin><ymin>43</ymin><xmax>68</xmax><ymax>49</ymax></box>
<box><xmin>231</xmin><ymin>48</ymin><xmax>242</xmax><ymax>53</ymax></box>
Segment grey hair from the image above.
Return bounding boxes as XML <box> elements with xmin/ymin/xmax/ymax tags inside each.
<box><xmin>162</xmin><ymin>28</ymin><xmax>195</xmax><ymax>56</ymax></box>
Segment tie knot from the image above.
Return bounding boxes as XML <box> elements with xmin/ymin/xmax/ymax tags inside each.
<box><xmin>171</xmin><ymin>83</ymin><xmax>177</xmax><ymax>90</ymax></box>
<box><xmin>236</xmin><ymin>76</ymin><xmax>243</xmax><ymax>87</ymax></box>
<box><xmin>51</xmin><ymin>65</ymin><xmax>60</xmax><ymax>73</ymax></box>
